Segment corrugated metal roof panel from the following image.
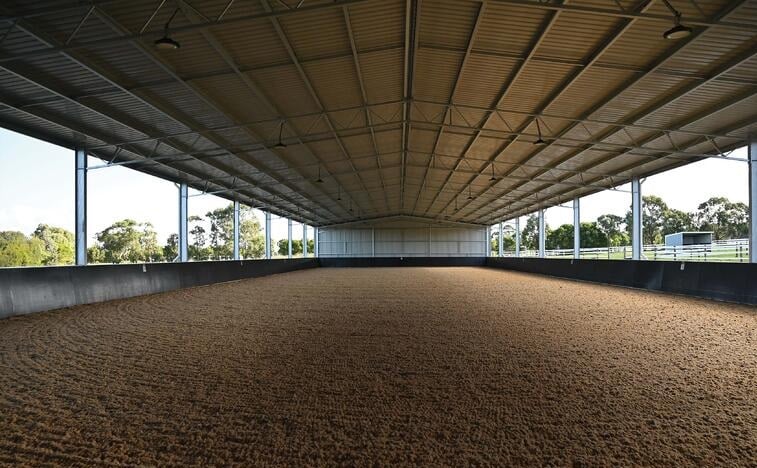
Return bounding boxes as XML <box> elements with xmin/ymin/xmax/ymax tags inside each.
<box><xmin>0</xmin><ymin>0</ymin><xmax>753</xmax><ymax>225</ymax></box>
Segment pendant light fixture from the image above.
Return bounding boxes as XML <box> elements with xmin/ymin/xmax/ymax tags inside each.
<box><xmin>337</xmin><ymin>186</ymin><xmax>341</xmax><ymax>201</ymax></box>
<box><xmin>273</xmin><ymin>120</ymin><xmax>287</xmax><ymax>148</ymax></box>
<box><xmin>154</xmin><ymin>9</ymin><xmax>181</xmax><ymax>50</ymax></box>
<box><xmin>467</xmin><ymin>185</ymin><xmax>473</xmax><ymax>200</ymax></box>
<box><xmin>662</xmin><ymin>0</ymin><xmax>692</xmax><ymax>40</ymax></box>
<box><xmin>489</xmin><ymin>164</ymin><xmax>497</xmax><ymax>182</ymax></box>
<box><xmin>533</xmin><ymin>118</ymin><xmax>546</xmax><ymax>146</ymax></box>
<box><xmin>316</xmin><ymin>164</ymin><xmax>323</xmax><ymax>183</ymax></box>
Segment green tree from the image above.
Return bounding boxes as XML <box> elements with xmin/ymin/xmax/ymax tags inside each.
<box><xmin>546</xmin><ymin>224</ymin><xmax>573</xmax><ymax>250</ymax></box>
<box><xmin>140</xmin><ymin>222</ymin><xmax>164</xmax><ymax>262</ymax></box>
<box><xmin>239</xmin><ymin>210</ymin><xmax>265</xmax><ymax>259</ymax></box>
<box><xmin>694</xmin><ymin>197</ymin><xmax>748</xmax><ymax>240</ymax></box>
<box><xmin>661</xmin><ymin>208</ymin><xmax>695</xmax><ymax>237</ymax></box>
<box><xmin>490</xmin><ymin>230</ymin><xmax>515</xmax><ymax>254</ymax></box>
<box><xmin>32</xmin><ymin>224</ymin><xmax>74</xmax><ymax>265</ymax></box>
<box><xmin>189</xmin><ymin>224</ymin><xmax>211</xmax><ymax>261</ymax></box>
<box><xmin>625</xmin><ymin>195</ymin><xmax>668</xmax><ymax>245</ymax></box>
<box><xmin>579</xmin><ymin>222</ymin><xmax>609</xmax><ymax>248</ymax></box>
<box><xmin>163</xmin><ymin>233</ymin><xmax>178</xmax><ymax>261</ymax></box>
<box><xmin>521</xmin><ymin>215</ymin><xmax>542</xmax><ymax>250</ymax></box>
<box><xmin>597</xmin><ymin>214</ymin><xmax>628</xmax><ymax>247</ymax></box>
<box><xmin>206</xmin><ymin>206</ymin><xmax>234</xmax><ymax>259</ymax></box>
<box><xmin>0</xmin><ymin>231</ymin><xmax>46</xmax><ymax>267</ymax></box>
<box><xmin>92</xmin><ymin>219</ymin><xmax>162</xmax><ymax>264</ymax></box>
<box><xmin>277</xmin><ymin>238</ymin><xmax>303</xmax><ymax>256</ymax></box>
<box><xmin>88</xmin><ymin>245</ymin><xmax>106</xmax><ymax>264</ymax></box>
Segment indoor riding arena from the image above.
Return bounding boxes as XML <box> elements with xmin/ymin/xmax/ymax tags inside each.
<box><xmin>1</xmin><ymin>0</ymin><xmax>756</xmax><ymax>466</ymax></box>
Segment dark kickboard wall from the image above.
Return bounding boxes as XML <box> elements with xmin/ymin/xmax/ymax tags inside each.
<box><xmin>0</xmin><ymin>259</ymin><xmax>317</xmax><ymax>319</ymax></box>
<box><xmin>486</xmin><ymin>257</ymin><xmax>757</xmax><ymax>305</ymax></box>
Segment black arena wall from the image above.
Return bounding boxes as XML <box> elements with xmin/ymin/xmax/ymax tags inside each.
<box><xmin>317</xmin><ymin>257</ymin><xmax>486</xmax><ymax>267</ymax></box>
<box><xmin>0</xmin><ymin>259</ymin><xmax>317</xmax><ymax>319</ymax></box>
<box><xmin>486</xmin><ymin>258</ymin><xmax>757</xmax><ymax>305</ymax></box>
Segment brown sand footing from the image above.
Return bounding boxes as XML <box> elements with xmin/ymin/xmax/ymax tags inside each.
<box><xmin>0</xmin><ymin>267</ymin><xmax>755</xmax><ymax>466</ymax></box>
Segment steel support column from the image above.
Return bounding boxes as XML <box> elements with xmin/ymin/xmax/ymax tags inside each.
<box><xmin>302</xmin><ymin>223</ymin><xmax>308</xmax><ymax>258</ymax></box>
<box><xmin>631</xmin><ymin>177</ymin><xmax>642</xmax><ymax>260</ymax></box>
<box><xmin>264</xmin><ymin>211</ymin><xmax>272</xmax><ymax>259</ymax></box>
<box><xmin>573</xmin><ymin>198</ymin><xmax>580</xmax><ymax>259</ymax></box>
<box><xmin>233</xmin><ymin>200</ymin><xmax>240</xmax><ymax>260</ymax></box>
<box><xmin>749</xmin><ymin>134</ymin><xmax>757</xmax><ymax>263</ymax></box>
<box><xmin>498</xmin><ymin>222</ymin><xmax>503</xmax><ymax>257</ymax></box>
<box><xmin>538</xmin><ymin>209</ymin><xmax>546</xmax><ymax>258</ymax></box>
<box><xmin>75</xmin><ymin>148</ymin><xmax>87</xmax><ymax>266</ymax></box>
<box><xmin>485</xmin><ymin>225</ymin><xmax>492</xmax><ymax>256</ymax></box>
<box><xmin>314</xmin><ymin>227</ymin><xmax>319</xmax><ymax>257</ymax></box>
<box><xmin>515</xmin><ymin>217</ymin><xmax>521</xmax><ymax>257</ymax></box>
<box><xmin>287</xmin><ymin>218</ymin><xmax>292</xmax><ymax>258</ymax></box>
<box><xmin>178</xmin><ymin>183</ymin><xmax>188</xmax><ymax>262</ymax></box>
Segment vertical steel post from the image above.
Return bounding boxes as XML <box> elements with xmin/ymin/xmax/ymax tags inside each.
<box><xmin>372</xmin><ymin>228</ymin><xmax>376</xmax><ymax>257</ymax></box>
<box><xmin>515</xmin><ymin>217</ymin><xmax>521</xmax><ymax>257</ymax></box>
<box><xmin>303</xmin><ymin>224</ymin><xmax>308</xmax><ymax>257</ymax></box>
<box><xmin>287</xmin><ymin>219</ymin><xmax>292</xmax><ymax>258</ymax></box>
<box><xmin>178</xmin><ymin>183</ymin><xmax>188</xmax><ymax>262</ymax></box>
<box><xmin>538</xmin><ymin>209</ymin><xmax>546</xmax><ymax>258</ymax></box>
<box><xmin>233</xmin><ymin>200</ymin><xmax>240</xmax><ymax>260</ymax></box>
<box><xmin>573</xmin><ymin>198</ymin><xmax>580</xmax><ymax>259</ymax></box>
<box><xmin>498</xmin><ymin>222</ymin><xmax>503</xmax><ymax>257</ymax></box>
<box><xmin>631</xmin><ymin>177</ymin><xmax>642</xmax><ymax>260</ymax></box>
<box><xmin>750</xmin><ymin>134</ymin><xmax>757</xmax><ymax>263</ymax></box>
<box><xmin>75</xmin><ymin>148</ymin><xmax>87</xmax><ymax>265</ymax></box>
<box><xmin>485</xmin><ymin>226</ymin><xmax>491</xmax><ymax>257</ymax></box>
<box><xmin>264</xmin><ymin>211</ymin><xmax>272</xmax><ymax>259</ymax></box>
<box><xmin>314</xmin><ymin>227</ymin><xmax>319</xmax><ymax>257</ymax></box>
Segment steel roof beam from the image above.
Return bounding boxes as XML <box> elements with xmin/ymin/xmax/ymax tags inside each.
<box><xmin>469</xmin><ymin>38</ymin><xmax>757</xmax><ymax>222</ymax></box>
<box><xmin>401</xmin><ymin>0</ymin><xmax>419</xmax><ymax>213</ymax></box>
<box><xmin>256</xmin><ymin>0</ymin><xmax>377</xmax><ymax>217</ymax></box>
<box><xmin>478</xmin><ymin>0</ymin><xmax>753</xmax><ymax>29</ymax></box>
<box><xmin>2</xmin><ymin>0</ymin><xmax>751</xmax><ymax>66</ymax></box>
<box><xmin>92</xmin><ymin>6</ymin><xmax>345</xmax><ymax>224</ymax></box>
<box><xmin>434</xmin><ymin>0</ymin><xmax>657</xmax><ymax>219</ymax></box>
<box><xmin>260</xmin><ymin>0</ymin><xmax>378</xmax><ymax>218</ymax></box>
<box><xmin>18</xmin><ymin>43</ymin><xmax>754</xmax><ymax>107</ymax></box>
<box><xmin>411</xmin><ymin>2</ymin><xmax>486</xmax><ymax>215</ymax></box>
<box><xmin>419</xmin><ymin>0</ymin><xmax>566</xmax><ymax>217</ymax></box>
<box><xmin>71</xmin><ymin>95</ymin><xmax>742</xmax><ymax>151</ymax></box>
<box><xmin>0</xmin><ymin>93</ymin><xmax>320</xmax><ymax>225</ymax></box>
<box><xmin>171</xmin><ymin>1</ymin><xmax>358</xmax><ymax>221</ymax></box>
<box><xmin>449</xmin><ymin>0</ymin><xmax>750</xmax><ymax>221</ymax></box>
<box><xmin>0</xmin><ymin>0</ymin><xmax>379</xmax><ymax>64</ymax></box>
<box><xmin>4</xmin><ymin>20</ymin><xmax>325</xmax><ymax>225</ymax></box>
<box><xmin>475</xmin><ymin>90</ymin><xmax>757</xmax><ymax>222</ymax></box>
<box><xmin>343</xmin><ymin>5</ymin><xmax>392</xmax><ymax>214</ymax></box>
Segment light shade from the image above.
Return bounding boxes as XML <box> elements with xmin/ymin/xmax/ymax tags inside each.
<box><xmin>154</xmin><ymin>36</ymin><xmax>180</xmax><ymax>50</ymax></box>
<box><xmin>533</xmin><ymin>138</ymin><xmax>546</xmax><ymax>146</ymax></box>
<box><xmin>663</xmin><ymin>23</ymin><xmax>692</xmax><ymax>39</ymax></box>
<box><xmin>273</xmin><ymin>141</ymin><xmax>287</xmax><ymax>149</ymax></box>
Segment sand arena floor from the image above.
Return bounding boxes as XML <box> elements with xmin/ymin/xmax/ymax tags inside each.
<box><xmin>0</xmin><ymin>267</ymin><xmax>755</xmax><ymax>466</ymax></box>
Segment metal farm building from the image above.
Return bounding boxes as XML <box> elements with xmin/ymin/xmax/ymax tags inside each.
<box><xmin>0</xmin><ymin>0</ymin><xmax>755</xmax><ymax>465</ymax></box>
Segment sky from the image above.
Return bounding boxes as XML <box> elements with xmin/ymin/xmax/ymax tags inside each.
<box><xmin>0</xmin><ymin>127</ymin><xmax>748</xmax><ymax>242</ymax></box>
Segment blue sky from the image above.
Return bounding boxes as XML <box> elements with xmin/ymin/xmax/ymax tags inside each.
<box><xmin>0</xmin><ymin>127</ymin><xmax>748</xmax><ymax>241</ymax></box>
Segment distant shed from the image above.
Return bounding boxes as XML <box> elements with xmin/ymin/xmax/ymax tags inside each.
<box><xmin>665</xmin><ymin>232</ymin><xmax>713</xmax><ymax>246</ymax></box>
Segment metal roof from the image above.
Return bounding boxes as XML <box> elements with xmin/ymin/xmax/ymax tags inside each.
<box><xmin>0</xmin><ymin>0</ymin><xmax>755</xmax><ymax>227</ymax></box>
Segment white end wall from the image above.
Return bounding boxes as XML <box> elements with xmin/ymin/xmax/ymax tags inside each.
<box><xmin>317</xmin><ymin>217</ymin><xmax>487</xmax><ymax>257</ymax></box>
